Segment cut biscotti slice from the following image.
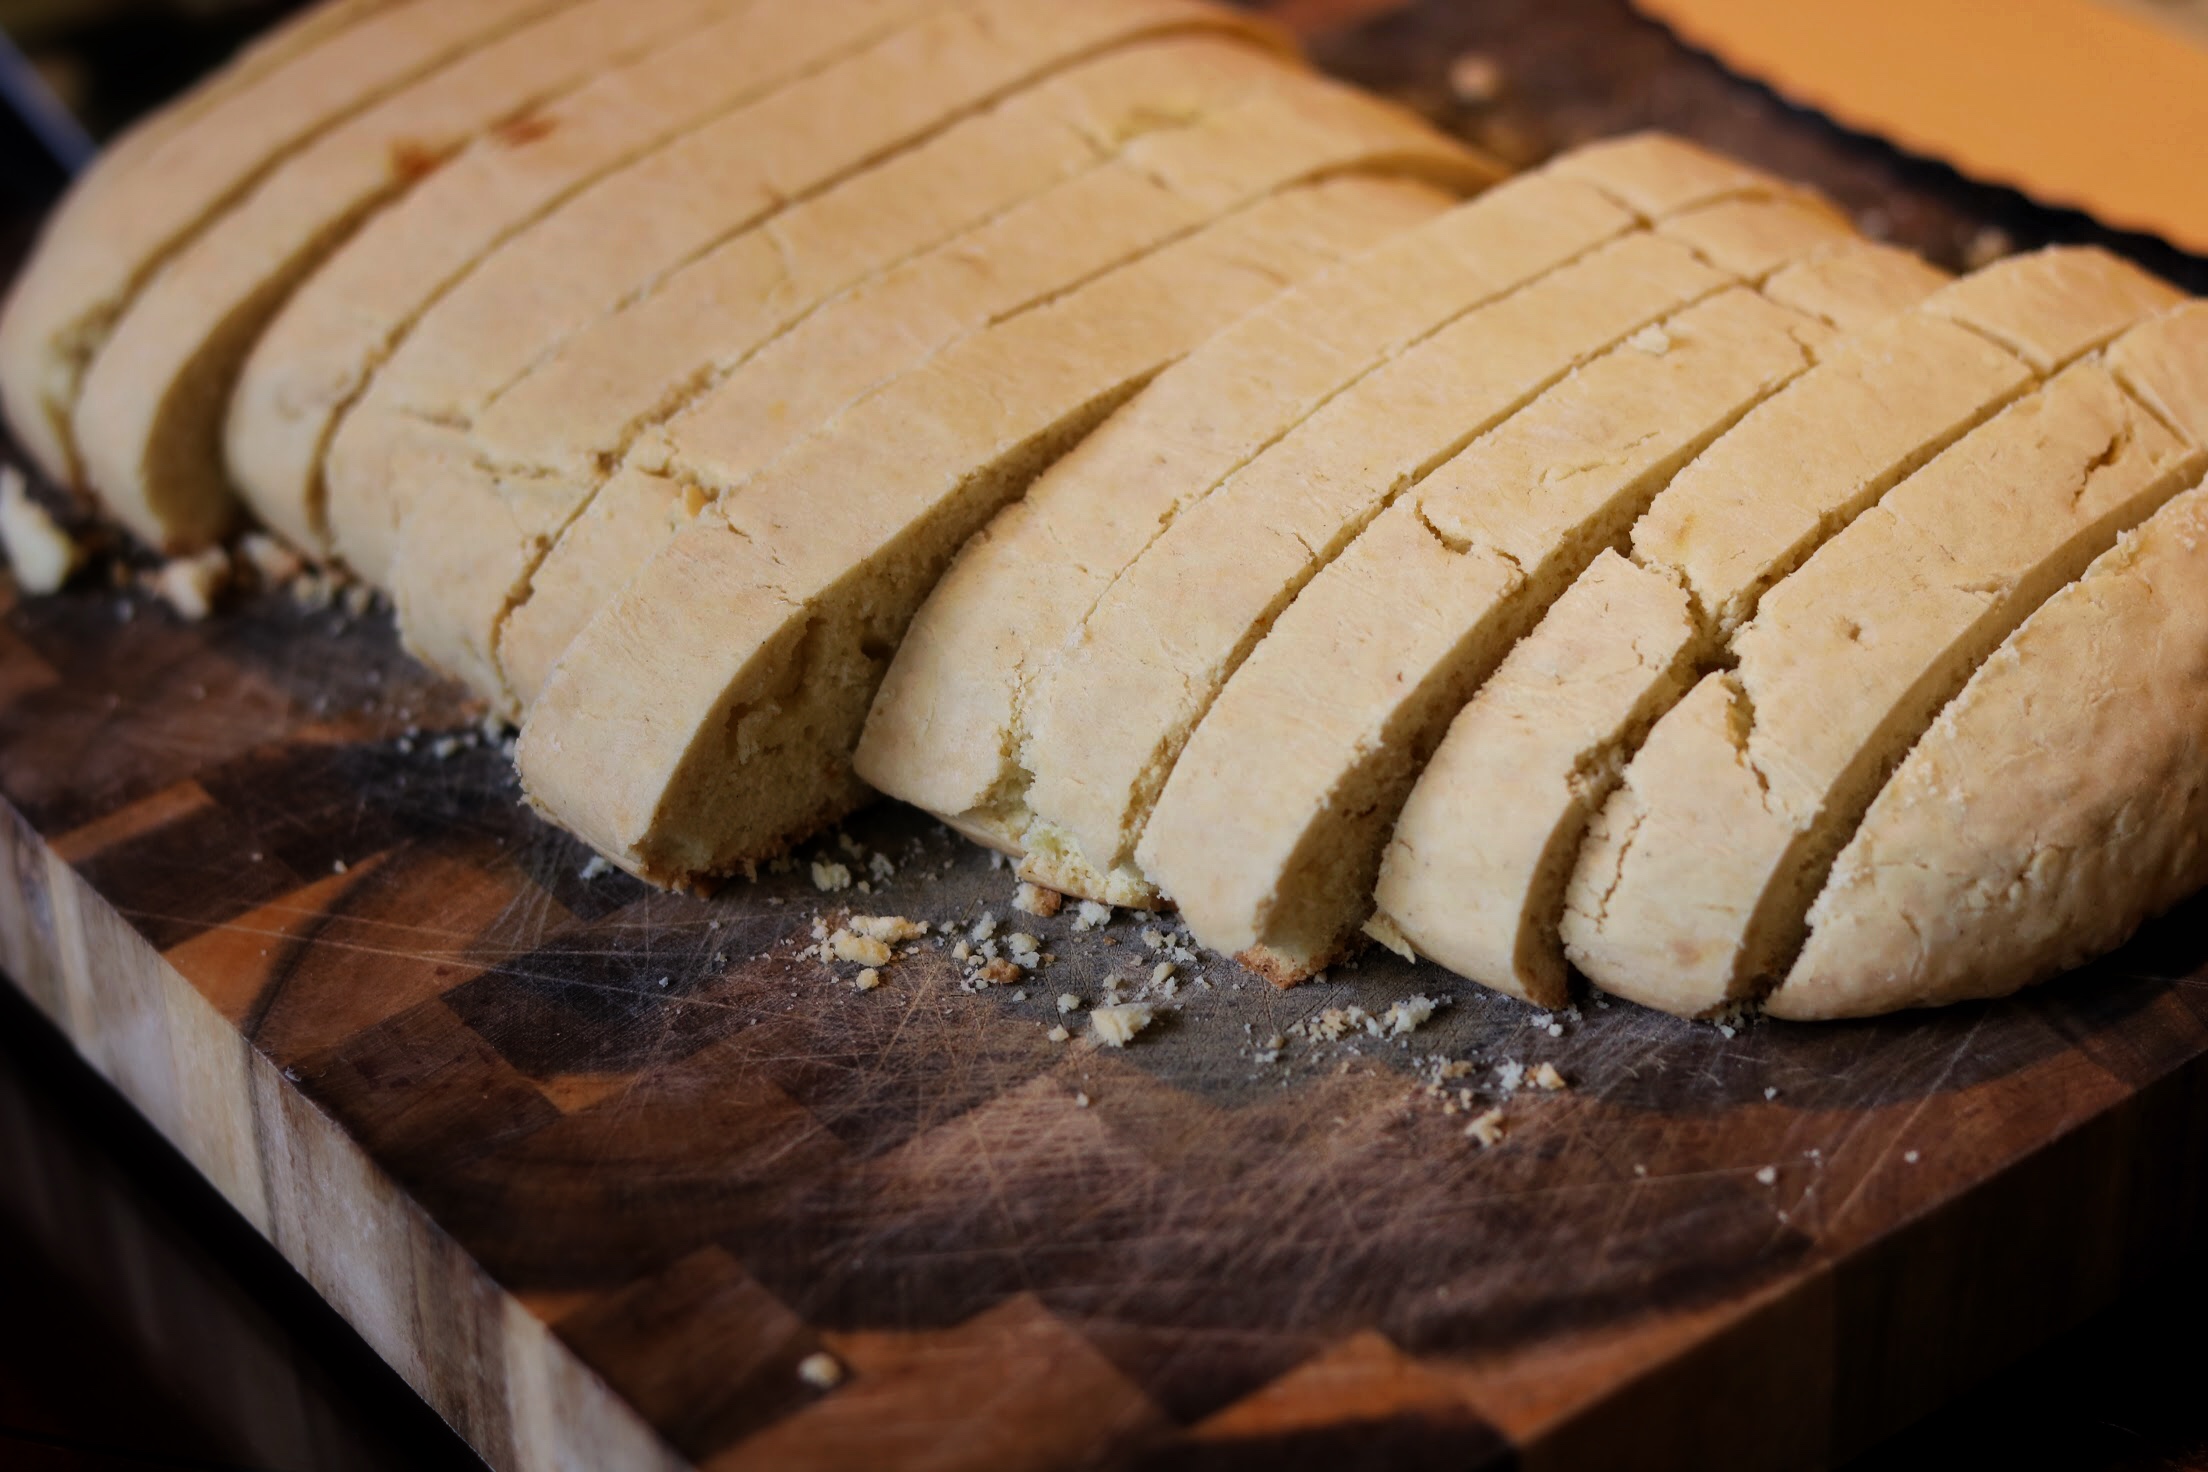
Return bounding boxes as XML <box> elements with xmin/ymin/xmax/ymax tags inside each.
<box><xmin>1773</xmin><ymin>477</ymin><xmax>2208</xmax><ymax>1020</ymax></box>
<box><xmin>324</xmin><ymin>0</ymin><xmax>1279</xmax><ymax>584</ymax></box>
<box><xmin>1376</xmin><ymin>551</ymin><xmax>1708</xmax><ymax>1006</ymax></box>
<box><xmin>1137</xmin><ymin>282</ymin><xmax>1873</xmax><ymax>980</ymax></box>
<box><xmin>0</xmin><ymin>0</ymin><xmax>571</xmax><ymax>487</ymax></box>
<box><xmin>487</xmin><ymin>36</ymin><xmax>1317</xmax><ymax>709</ymax></box>
<box><xmin>855</xmin><ymin>164</ymin><xmax>1647</xmax><ymax>856</ymax></box>
<box><xmin>227</xmin><ymin>0</ymin><xmax>942</xmax><ymax>553</ymax></box>
<box><xmin>1016</xmin><ymin>198</ymin><xmax>1853</xmax><ymax>908</ymax></box>
<box><xmin>71</xmin><ymin>0</ymin><xmax>739</xmax><ymax>552</ymax></box>
<box><xmin>391</xmin><ymin>66</ymin><xmax>1471</xmax><ymax>704</ymax></box>
<box><xmin>1562</xmin><ymin>319</ymin><xmax>2208</xmax><ymax>1018</ymax></box>
<box><xmin>1383</xmin><ymin>248</ymin><xmax>2180</xmax><ymax>1010</ymax></box>
<box><xmin>517</xmin><ymin>177</ymin><xmax>1455</xmax><ymax>886</ymax></box>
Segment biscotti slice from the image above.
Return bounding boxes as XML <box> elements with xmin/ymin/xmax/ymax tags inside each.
<box><xmin>488</xmin><ymin>37</ymin><xmax>1318</xmax><ymax>709</ymax></box>
<box><xmin>517</xmin><ymin>177</ymin><xmax>1453</xmax><ymax>886</ymax></box>
<box><xmin>324</xmin><ymin>0</ymin><xmax>1278</xmax><ymax>583</ymax></box>
<box><xmin>0</xmin><ymin>0</ymin><xmax>570</xmax><ymax>487</ymax></box>
<box><xmin>71</xmin><ymin>0</ymin><xmax>737</xmax><ymax>552</ymax></box>
<box><xmin>1376</xmin><ymin>552</ymin><xmax>1708</xmax><ymax>1006</ymax></box>
<box><xmin>1137</xmin><ymin>283</ymin><xmax>1862</xmax><ymax>980</ymax></box>
<box><xmin>227</xmin><ymin>0</ymin><xmax>942</xmax><ymax>553</ymax></box>
<box><xmin>1774</xmin><ymin>477</ymin><xmax>2208</xmax><ymax>1019</ymax></box>
<box><xmin>1563</xmin><ymin>329</ymin><xmax>2208</xmax><ymax>1018</ymax></box>
<box><xmin>391</xmin><ymin>67</ymin><xmax>1471</xmax><ymax>703</ymax></box>
<box><xmin>855</xmin><ymin>163</ymin><xmax>1647</xmax><ymax>857</ymax></box>
<box><xmin>1016</xmin><ymin>203</ymin><xmax>1842</xmax><ymax>908</ymax></box>
<box><xmin>1383</xmin><ymin>249</ymin><xmax>2175</xmax><ymax>1010</ymax></box>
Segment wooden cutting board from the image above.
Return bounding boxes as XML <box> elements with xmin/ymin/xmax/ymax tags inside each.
<box><xmin>3</xmin><ymin>3</ymin><xmax>2206</xmax><ymax>1470</ymax></box>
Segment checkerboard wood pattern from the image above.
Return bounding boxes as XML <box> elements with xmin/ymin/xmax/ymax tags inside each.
<box><xmin>2</xmin><ymin>3</ymin><xmax>2206</xmax><ymax>1469</ymax></box>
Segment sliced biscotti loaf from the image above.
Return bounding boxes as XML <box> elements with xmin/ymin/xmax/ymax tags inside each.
<box><xmin>855</xmin><ymin>162</ymin><xmax>1647</xmax><ymax>865</ymax></box>
<box><xmin>1375</xmin><ymin>550</ymin><xmax>1709</xmax><ymax>1006</ymax></box>
<box><xmin>1376</xmin><ymin>247</ymin><xmax>2173</xmax><ymax>1006</ymax></box>
<box><xmin>1013</xmin><ymin>193</ymin><xmax>1853</xmax><ymax>909</ymax></box>
<box><xmin>0</xmin><ymin>0</ymin><xmax>571</xmax><ymax>488</ymax></box>
<box><xmin>1139</xmin><ymin>249</ymin><xmax>1941</xmax><ymax>981</ymax></box>
<box><xmin>856</xmin><ymin>138</ymin><xmax>1873</xmax><ymax>892</ymax></box>
<box><xmin>324</xmin><ymin>0</ymin><xmax>1279</xmax><ymax>584</ymax></box>
<box><xmin>70</xmin><ymin>0</ymin><xmax>741</xmax><ymax>552</ymax></box>
<box><xmin>485</xmin><ymin>36</ymin><xmax>1314</xmax><ymax>710</ymax></box>
<box><xmin>457</xmin><ymin>34</ymin><xmax>1299</xmax><ymax>500</ymax></box>
<box><xmin>1774</xmin><ymin>475</ymin><xmax>2208</xmax><ymax>1019</ymax></box>
<box><xmin>517</xmin><ymin>177</ymin><xmax>1459</xmax><ymax>886</ymax></box>
<box><xmin>390</xmin><ymin>62</ymin><xmax>1459</xmax><ymax>704</ymax></box>
<box><xmin>227</xmin><ymin>0</ymin><xmax>943</xmax><ymax>553</ymax></box>
<box><xmin>1562</xmin><ymin>305</ymin><xmax>2208</xmax><ymax>1018</ymax></box>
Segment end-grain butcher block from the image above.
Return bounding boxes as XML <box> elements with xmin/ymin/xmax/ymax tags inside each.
<box><xmin>321</xmin><ymin>0</ymin><xmax>1286</xmax><ymax>585</ymax></box>
<box><xmin>518</xmin><ymin>174</ymin><xmax>1462</xmax><ymax>887</ymax></box>
<box><xmin>224</xmin><ymin>0</ymin><xmax>957</xmax><ymax>554</ymax></box>
<box><xmin>1375</xmin><ymin>247</ymin><xmax>2177</xmax><ymax>1008</ymax></box>
<box><xmin>0</xmin><ymin>0</ymin><xmax>571</xmax><ymax>493</ymax></box>
<box><xmin>391</xmin><ymin>61</ymin><xmax>1470</xmax><ymax>705</ymax></box>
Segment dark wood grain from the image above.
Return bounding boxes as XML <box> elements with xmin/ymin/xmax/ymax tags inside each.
<box><xmin>3</xmin><ymin>3</ymin><xmax>2207</xmax><ymax>1469</ymax></box>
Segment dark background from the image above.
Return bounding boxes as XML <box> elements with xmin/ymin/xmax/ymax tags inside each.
<box><xmin>0</xmin><ymin>1</ymin><xmax>2203</xmax><ymax>1467</ymax></box>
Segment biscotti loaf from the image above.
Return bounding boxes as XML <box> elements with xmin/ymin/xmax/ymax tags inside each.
<box><xmin>323</xmin><ymin>0</ymin><xmax>1283</xmax><ymax>585</ymax></box>
<box><xmin>1376</xmin><ymin>248</ymin><xmax>2176</xmax><ymax>1008</ymax></box>
<box><xmin>393</xmin><ymin>58</ymin><xmax>1465</xmax><ymax>706</ymax></box>
<box><xmin>517</xmin><ymin>176</ymin><xmax>1469</xmax><ymax>886</ymax></box>
<box><xmin>11</xmin><ymin>0</ymin><xmax>2207</xmax><ymax>1027</ymax></box>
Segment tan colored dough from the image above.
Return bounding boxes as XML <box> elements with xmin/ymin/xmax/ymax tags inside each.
<box><xmin>1758</xmin><ymin>242</ymin><xmax>1950</xmax><ymax>332</ymax></box>
<box><xmin>856</xmin><ymin>163</ymin><xmax>1644</xmax><ymax>855</ymax></box>
<box><xmin>1562</xmin><ymin>350</ymin><xmax>2205</xmax><ymax>1017</ymax></box>
<box><xmin>483</xmin><ymin>36</ymin><xmax>1312</xmax><ymax>707</ymax></box>
<box><xmin>1635</xmin><ymin>249</ymin><xmax>2167</xmax><ymax>639</ymax></box>
<box><xmin>227</xmin><ymin>0</ymin><xmax>933</xmax><ymax>552</ymax></box>
<box><xmin>0</xmin><ymin>0</ymin><xmax>570</xmax><ymax>487</ymax></box>
<box><xmin>1381</xmin><ymin>248</ymin><xmax>2174</xmax><ymax>1014</ymax></box>
<box><xmin>1018</xmin><ymin>205</ymin><xmax>1839</xmax><ymax>908</ymax></box>
<box><xmin>71</xmin><ymin>0</ymin><xmax>737</xmax><ymax>551</ymax></box>
<box><xmin>393</xmin><ymin>65</ymin><xmax>1472</xmax><ymax>703</ymax></box>
<box><xmin>1374</xmin><ymin>551</ymin><xmax>1707</xmax><ymax>1006</ymax></box>
<box><xmin>1774</xmin><ymin>477</ymin><xmax>2208</xmax><ymax>1019</ymax></box>
<box><xmin>1544</xmin><ymin>130</ymin><xmax>1800</xmax><ymax>217</ymax></box>
<box><xmin>517</xmin><ymin>177</ymin><xmax>1455</xmax><ymax>885</ymax></box>
<box><xmin>2107</xmin><ymin>300</ymin><xmax>2208</xmax><ymax>446</ymax></box>
<box><xmin>650</xmin><ymin>72</ymin><xmax>1461</xmax><ymax>502</ymax></box>
<box><xmin>1925</xmin><ymin>244</ymin><xmax>2184</xmax><ymax>370</ymax></box>
<box><xmin>1138</xmin><ymin>285</ymin><xmax>1840</xmax><ymax>979</ymax></box>
<box><xmin>323</xmin><ymin>0</ymin><xmax>1282</xmax><ymax>583</ymax></box>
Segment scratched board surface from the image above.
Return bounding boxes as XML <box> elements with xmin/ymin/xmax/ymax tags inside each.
<box><xmin>3</xmin><ymin>2</ymin><xmax>2208</xmax><ymax>1470</ymax></box>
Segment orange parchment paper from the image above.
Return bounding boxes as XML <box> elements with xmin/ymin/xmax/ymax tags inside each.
<box><xmin>1634</xmin><ymin>0</ymin><xmax>2208</xmax><ymax>254</ymax></box>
